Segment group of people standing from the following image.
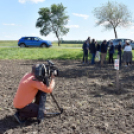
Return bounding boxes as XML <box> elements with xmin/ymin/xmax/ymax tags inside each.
<box><xmin>82</xmin><ymin>37</ymin><xmax>133</xmax><ymax>67</ymax></box>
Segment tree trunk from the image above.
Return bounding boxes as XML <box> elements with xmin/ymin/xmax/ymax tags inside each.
<box><xmin>114</xmin><ymin>27</ymin><xmax>118</xmax><ymax>39</ymax></box>
<box><xmin>58</xmin><ymin>39</ymin><xmax>60</xmax><ymax>46</ymax></box>
<box><xmin>55</xmin><ymin>31</ymin><xmax>60</xmax><ymax>46</ymax></box>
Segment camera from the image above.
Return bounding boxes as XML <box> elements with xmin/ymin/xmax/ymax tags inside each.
<box><xmin>45</xmin><ymin>60</ymin><xmax>59</xmax><ymax>78</ymax></box>
<box><xmin>43</xmin><ymin>60</ymin><xmax>59</xmax><ymax>86</ymax></box>
<box><xmin>33</xmin><ymin>60</ymin><xmax>59</xmax><ymax>82</ymax></box>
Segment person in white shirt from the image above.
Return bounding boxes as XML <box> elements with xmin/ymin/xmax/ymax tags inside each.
<box><xmin>123</xmin><ymin>43</ymin><xmax>132</xmax><ymax>66</ymax></box>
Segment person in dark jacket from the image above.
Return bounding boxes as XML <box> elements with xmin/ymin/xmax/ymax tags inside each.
<box><xmin>117</xmin><ymin>42</ymin><xmax>122</xmax><ymax>67</ymax></box>
<box><xmin>90</xmin><ymin>39</ymin><xmax>96</xmax><ymax>64</ymax></box>
<box><xmin>100</xmin><ymin>40</ymin><xmax>107</xmax><ymax>66</ymax></box>
<box><xmin>82</xmin><ymin>40</ymin><xmax>89</xmax><ymax>64</ymax></box>
<box><xmin>108</xmin><ymin>42</ymin><xmax>114</xmax><ymax>64</ymax></box>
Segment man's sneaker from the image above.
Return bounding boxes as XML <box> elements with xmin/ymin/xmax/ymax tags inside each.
<box><xmin>37</xmin><ymin>119</ymin><xmax>44</xmax><ymax>124</ymax></box>
<box><xmin>14</xmin><ymin>112</ymin><xmax>26</xmax><ymax>124</ymax></box>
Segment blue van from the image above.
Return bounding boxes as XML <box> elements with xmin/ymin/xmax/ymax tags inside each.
<box><xmin>18</xmin><ymin>37</ymin><xmax>52</xmax><ymax>48</ymax></box>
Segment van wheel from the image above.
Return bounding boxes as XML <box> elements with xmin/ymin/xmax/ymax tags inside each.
<box><xmin>41</xmin><ymin>43</ymin><xmax>47</xmax><ymax>48</ymax></box>
<box><xmin>19</xmin><ymin>44</ymin><xmax>26</xmax><ymax>48</ymax></box>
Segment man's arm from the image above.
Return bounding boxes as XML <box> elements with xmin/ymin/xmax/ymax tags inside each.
<box><xmin>48</xmin><ymin>78</ymin><xmax>55</xmax><ymax>92</ymax></box>
<box><xmin>34</xmin><ymin>78</ymin><xmax>55</xmax><ymax>93</ymax></box>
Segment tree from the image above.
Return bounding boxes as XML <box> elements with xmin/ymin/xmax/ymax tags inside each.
<box><xmin>36</xmin><ymin>3</ymin><xmax>69</xmax><ymax>46</ymax></box>
<box><xmin>93</xmin><ymin>1</ymin><xmax>132</xmax><ymax>38</ymax></box>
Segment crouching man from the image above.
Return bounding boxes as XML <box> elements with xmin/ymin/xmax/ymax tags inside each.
<box><xmin>13</xmin><ymin>64</ymin><xmax>55</xmax><ymax>124</ymax></box>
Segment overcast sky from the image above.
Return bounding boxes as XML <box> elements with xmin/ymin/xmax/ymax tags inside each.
<box><xmin>0</xmin><ymin>0</ymin><xmax>134</xmax><ymax>41</ymax></box>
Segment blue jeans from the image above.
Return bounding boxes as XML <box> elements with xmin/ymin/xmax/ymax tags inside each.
<box><xmin>91</xmin><ymin>53</ymin><xmax>95</xmax><ymax>64</ymax></box>
<box><xmin>37</xmin><ymin>91</ymin><xmax>47</xmax><ymax>121</ymax></box>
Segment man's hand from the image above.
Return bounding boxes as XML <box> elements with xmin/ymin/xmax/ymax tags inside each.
<box><xmin>51</xmin><ymin>70</ymin><xmax>57</xmax><ymax>78</ymax></box>
<box><xmin>51</xmin><ymin>74</ymin><xmax>55</xmax><ymax>79</ymax></box>
<box><xmin>50</xmin><ymin>78</ymin><xmax>55</xmax><ymax>90</ymax></box>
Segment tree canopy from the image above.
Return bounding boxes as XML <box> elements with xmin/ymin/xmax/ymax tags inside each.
<box><xmin>93</xmin><ymin>1</ymin><xmax>132</xmax><ymax>38</ymax></box>
<box><xmin>36</xmin><ymin>3</ymin><xmax>69</xmax><ymax>46</ymax></box>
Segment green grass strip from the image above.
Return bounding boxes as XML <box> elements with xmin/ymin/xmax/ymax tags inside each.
<box><xmin>0</xmin><ymin>48</ymin><xmax>83</xmax><ymax>60</ymax></box>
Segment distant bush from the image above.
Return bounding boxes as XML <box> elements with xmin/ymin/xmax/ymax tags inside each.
<box><xmin>61</xmin><ymin>40</ymin><xmax>84</xmax><ymax>44</ymax></box>
<box><xmin>52</xmin><ymin>40</ymin><xmax>103</xmax><ymax>44</ymax></box>
<box><xmin>61</xmin><ymin>40</ymin><xmax>102</xmax><ymax>44</ymax></box>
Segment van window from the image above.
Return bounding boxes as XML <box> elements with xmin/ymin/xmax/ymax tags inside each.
<box><xmin>25</xmin><ymin>37</ymin><xmax>32</xmax><ymax>40</ymax></box>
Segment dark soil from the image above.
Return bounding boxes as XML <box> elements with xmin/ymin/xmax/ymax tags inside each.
<box><xmin>0</xmin><ymin>60</ymin><xmax>134</xmax><ymax>134</ymax></box>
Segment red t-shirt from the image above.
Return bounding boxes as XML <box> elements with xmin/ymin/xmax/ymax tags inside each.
<box><xmin>13</xmin><ymin>73</ymin><xmax>53</xmax><ymax>109</ymax></box>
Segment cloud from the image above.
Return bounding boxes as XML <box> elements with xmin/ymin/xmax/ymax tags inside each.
<box><xmin>100</xmin><ymin>21</ymin><xmax>109</xmax><ymax>26</ymax></box>
<box><xmin>19</xmin><ymin>0</ymin><xmax>26</xmax><ymax>3</ymax></box>
<box><xmin>121</xmin><ymin>21</ymin><xmax>134</xmax><ymax>28</ymax></box>
<box><xmin>5</xmin><ymin>35</ymin><xmax>12</xmax><ymax>38</ymax></box>
<box><xmin>67</xmin><ymin>19</ymin><xmax>71</xmax><ymax>22</ymax></box>
<box><xmin>19</xmin><ymin>0</ymin><xmax>45</xmax><ymax>4</ymax></box>
<box><xmin>65</xmin><ymin>25</ymin><xmax>79</xmax><ymax>28</ymax></box>
<box><xmin>130</xmin><ymin>31</ymin><xmax>134</xmax><ymax>35</ymax></box>
<box><xmin>131</xmin><ymin>26</ymin><xmax>134</xmax><ymax>29</ymax></box>
<box><xmin>95</xmin><ymin>19</ymin><xmax>134</xmax><ymax>28</ymax></box>
<box><xmin>31</xmin><ymin>33</ymin><xmax>38</xmax><ymax>36</ymax></box>
<box><xmin>3</xmin><ymin>23</ymin><xmax>15</xmax><ymax>26</ymax></box>
<box><xmin>3</xmin><ymin>23</ymin><xmax>22</xmax><ymax>26</ymax></box>
<box><xmin>72</xmin><ymin>13</ymin><xmax>89</xmax><ymax>20</ymax></box>
<box><xmin>95</xmin><ymin>19</ymin><xmax>109</xmax><ymax>26</ymax></box>
<box><xmin>127</xmin><ymin>21</ymin><xmax>134</xmax><ymax>26</ymax></box>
